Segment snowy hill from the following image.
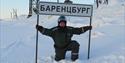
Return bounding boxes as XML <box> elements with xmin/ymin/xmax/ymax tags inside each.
<box><xmin>0</xmin><ymin>0</ymin><xmax>125</xmax><ymax>63</ymax></box>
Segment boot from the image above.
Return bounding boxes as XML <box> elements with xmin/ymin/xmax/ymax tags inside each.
<box><xmin>71</xmin><ymin>53</ymin><xmax>78</xmax><ymax>61</ymax></box>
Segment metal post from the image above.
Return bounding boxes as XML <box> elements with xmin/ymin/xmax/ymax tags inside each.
<box><xmin>35</xmin><ymin>0</ymin><xmax>39</xmax><ymax>63</ymax></box>
<box><xmin>88</xmin><ymin>6</ymin><xmax>93</xmax><ymax>59</ymax></box>
<box><xmin>27</xmin><ymin>0</ymin><xmax>33</xmax><ymax>18</ymax></box>
<box><xmin>87</xmin><ymin>16</ymin><xmax>92</xmax><ymax>59</ymax></box>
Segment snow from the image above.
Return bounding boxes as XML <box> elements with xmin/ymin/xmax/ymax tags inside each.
<box><xmin>0</xmin><ymin>0</ymin><xmax>125</xmax><ymax>63</ymax></box>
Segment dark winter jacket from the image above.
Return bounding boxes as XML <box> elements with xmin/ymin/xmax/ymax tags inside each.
<box><xmin>36</xmin><ymin>25</ymin><xmax>91</xmax><ymax>48</ymax></box>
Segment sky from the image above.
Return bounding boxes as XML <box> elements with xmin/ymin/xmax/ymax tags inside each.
<box><xmin>0</xmin><ymin>0</ymin><xmax>94</xmax><ymax>19</ymax></box>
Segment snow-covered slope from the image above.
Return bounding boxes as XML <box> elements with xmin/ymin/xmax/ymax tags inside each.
<box><xmin>0</xmin><ymin>0</ymin><xmax>125</xmax><ymax>63</ymax></box>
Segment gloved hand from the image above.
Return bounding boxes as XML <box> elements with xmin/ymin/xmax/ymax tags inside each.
<box><xmin>36</xmin><ymin>24</ymin><xmax>43</xmax><ymax>30</ymax></box>
<box><xmin>82</xmin><ymin>26</ymin><xmax>92</xmax><ymax>32</ymax></box>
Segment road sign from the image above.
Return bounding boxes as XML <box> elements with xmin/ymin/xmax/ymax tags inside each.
<box><xmin>38</xmin><ymin>2</ymin><xmax>93</xmax><ymax>17</ymax></box>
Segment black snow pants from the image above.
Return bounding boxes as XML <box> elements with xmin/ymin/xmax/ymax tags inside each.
<box><xmin>54</xmin><ymin>40</ymin><xmax>80</xmax><ymax>61</ymax></box>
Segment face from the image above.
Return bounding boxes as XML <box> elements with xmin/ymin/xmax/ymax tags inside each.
<box><xmin>59</xmin><ymin>21</ymin><xmax>66</xmax><ymax>28</ymax></box>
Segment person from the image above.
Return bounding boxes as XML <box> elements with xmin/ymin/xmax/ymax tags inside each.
<box><xmin>96</xmin><ymin>0</ymin><xmax>99</xmax><ymax>8</ymax></box>
<box><xmin>36</xmin><ymin>16</ymin><xmax>92</xmax><ymax>62</ymax></box>
<box><xmin>104</xmin><ymin>0</ymin><xmax>108</xmax><ymax>4</ymax></box>
<box><xmin>64</xmin><ymin>0</ymin><xmax>73</xmax><ymax>4</ymax></box>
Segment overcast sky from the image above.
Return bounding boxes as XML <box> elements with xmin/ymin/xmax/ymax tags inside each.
<box><xmin>0</xmin><ymin>0</ymin><xmax>94</xmax><ymax>19</ymax></box>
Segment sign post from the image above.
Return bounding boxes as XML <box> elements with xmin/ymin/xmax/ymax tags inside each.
<box><xmin>38</xmin><ymin>2</ymin><xmax>93</xmax><ymax>59</ymax></box>
<box><xmin>88</xmin><ymin>14</ymin><xmax>93</xmax><ymax>59</ymax></box>
<box><xmin>35</xmin><ymin>0</ymin><xmax>39</xmax><ymax>63</ymax></box>
<box><xmin>35</xmin><ymin>2</ymin><xmax>93</xmax><ymax>62</ymax></box>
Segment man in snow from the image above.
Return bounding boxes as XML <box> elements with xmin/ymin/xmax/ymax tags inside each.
<box><xmin>36</xmin><ymin>16</ymin><xmax>92</xmax><ymax>61</ymax></box>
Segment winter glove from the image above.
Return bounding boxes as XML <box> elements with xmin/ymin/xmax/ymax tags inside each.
<box><xmin>36</xmin><ymin>25</ymin><xmax>43</xmax><ymax>30</ymax></box>
<box><xmin>82</xmin><ymin>26</ymin><xmax>92</xmax><ymax>32</ymax></box>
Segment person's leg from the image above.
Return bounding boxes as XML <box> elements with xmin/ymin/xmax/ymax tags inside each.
<box><xmin>96</xmin><ymin>0</ymin><xmax>99</xmax><ymax>8</ymax></box>
<box><xmin>106</xmin><ymin>0</ymin><xmax>108</xmax><ymax>4</ymax></box>
<box><xmin>67</xmin><ymin>40</ymin><xmax>80</xmax><ymax>61</ymax></box>
<box><xmin>54</xmin><ymin>47</ymin><xmax>66</xmax><ymax>61</ymax></box>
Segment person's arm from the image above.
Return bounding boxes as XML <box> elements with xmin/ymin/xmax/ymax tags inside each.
<box><xmin>71</xmin><ymin>26</ymin><xmax>92</xmax><ymax>35</ymax></box>
<box><xmin>36</xmin><ymin>25</ymin><xmax>53</xmax><ymax>36</ymax></box>
<box><xmin>82</xmin><ymin>26</ymin><xmax>92</xmax><ymax>32</ymax></box>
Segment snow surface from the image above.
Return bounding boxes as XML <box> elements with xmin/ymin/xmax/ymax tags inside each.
<box><xmin>0</xmin><ymin>0</ymin><xmax>125</xmax><ymax>63</ymax></box>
